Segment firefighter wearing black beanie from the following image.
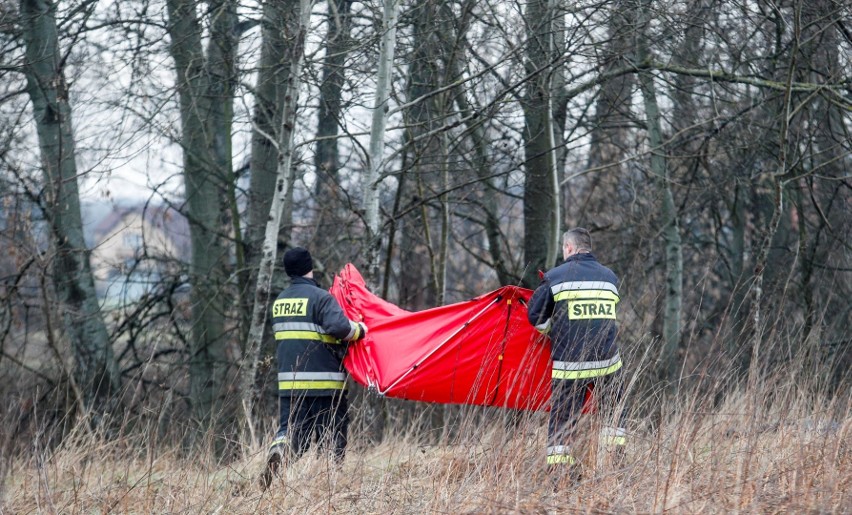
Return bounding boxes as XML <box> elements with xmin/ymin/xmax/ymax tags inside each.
<box><xmin>283</xmin><ymin>247</ymin><xmax>313</xmax><ymax>277</ymax></box>
<box><xmin>262</xmin><ymin>246</ymin><xmax>367</xmax><ymax>489</ymax></box>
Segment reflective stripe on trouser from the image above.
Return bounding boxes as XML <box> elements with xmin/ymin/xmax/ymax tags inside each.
<box><xmin>547</xmin><ymin>368</ymin><xmax>626</xmax><ymax>464</ymax></box>
<box><xmin>270</xmin><ymin>434</ymin><xmax>289</xmax><ymax>450</ymax></box>
<box><xmin>273</xmin><ymin>322</ymin><xmax>340</xmax><ymax>344</ymax></box>
<box><xmin>278</xmin><ymin>371</ymin><xmax>346</xmax><ymax>391</ymax></box>
<box><xmin>601</xmin><ymin>426</ymin><xmax>626</xmax><ymax>446</ymax></box>
<box><xmin>546</xmin><ymin>445</ymin><xmax>576</xmax><ymax>465</ymax></box>
<box><xmin>274</xmin><ymin>393</ymin><xmax>349</xmax><ymax>461</ymax></box>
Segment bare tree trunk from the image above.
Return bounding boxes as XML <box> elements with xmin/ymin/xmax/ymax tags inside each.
<box><xmin>348</xmin><ymin>0</ymin><xmax>400</xmax><ymax>447</ymax></box>
<box><xmin>437</xmin><ymin>129</ymin><xmax>449</xmax><ymax>305</ymax></box>
<box><xmin>208</xmin><ymin>0</ymin><xmax>239</xmax><ymax>413</ymax></box>
<box><xmin>363</xmin><ymin>0</ymin><xmax>400</xmax><ymax>289</ymax></box>
<box><xmin>448</xmin><ymin>4</ymin><xmax>514</xmax><ymax>286</ymax></box>
<box><xmin>522</xmin><ymin>0</ymin><xmax>560</xmax><ymax>287</ymax></box>
<box><xmin>313</xmin><ymin>0</ymin><xmax>354</xmax><ymax>269</ymax></box>
<box><xmin>795</xmin><ymin>0</ymin><xmax>847</xmax><ymax>349</ymax></box>
<box><xmin>207</xmin><ymin>0</ymin><xmax>243</xmax><ymax>352</ymax></box>
<box><xmin>242</xmin><ymin>0</ymin><xmax>300</xmax><ymax>383</ymax></box>
<box><xmin>399</xmin><ymin>0</ymin><xmax>445</xmax><ymax>309</ymax></box>
<box><xmin>570</xmin><ymin>1</ymin><xmax>634</xmax><ymax>243</ymax></box>
<box><xmin>728</xmin><ymin>182</ymin><xmax>749</xmax><ymax>357</ymax></box>
<box><xmin>165</xmin><ymin>0</ymin><xmax>237</xmax><ymax>426</ymax></box>
<box><xmin>550</xmin><ymin>3</ymin><xmax>567</xmax><ymax>192</ymax></box>
<box><xmin>453</xmin><ymin>87</ymin><xmax>514</xmax><ymax>286</ymax></box>
<box><xmin>240</xmin><ymin>0</ymin><xmax>312</xmax><ymax>443</ymax></box>
<box><xmin>20</xmin><ymin>0</ymin><xmax>119</xmax><ymax>409</ymax></box>
<box><xmin>635</xmin><ymin>0</ymin><xmax>683</xmax><ymax>385</ymax></box>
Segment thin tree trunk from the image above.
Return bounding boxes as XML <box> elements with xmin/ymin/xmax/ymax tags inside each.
<box><xmin>437</xmin><ymin>129</ymin><xmax>449</xmax><ymax>305</ymax></box>
<box><xmin>20</xmin><ymin>0</ymin><xmax>119</xmax><ymax>408</ymax></box>
<box><xmin>400</xmin><ymin>0</ymin><xmax>446</xmax><ymax>309</ymax></box>
<box><xmin>242</xmin><ymin>0</ymin><xmax>299</xmax><ymax>352</ymax></box>
<box><xmin>728</xmin><ymin>182</ymin><xmax>749</xmax><ymax>357</ymax></box>
<box><xmin>363</xmin><ymin>0</ymin><xmax>400</xmax><ymax>289</ymax></box>
<box><xmin>572</xmin><ymin>0</ymin><xmax>634</xmax><ymax>244</ymax></box>
<box><xmin>636</xmin><ymin>0</ymin><xmax>683</xmax><ymax>385</ymax></box>
<box><xmin>242</xmin><ymin>0</ymin><xmax>299</xmax><ymax>361</ymax></box>
<box><xmin>550</xmin><ymin>3</ymin><xmax>567</xmax><ymax>196</ymax></box>
<box><xmin>522</xmin><ymin>0</ymin><xmax>560</xmax><ymax>287</ymax></box>
<box><xmin>313</xmin><ymin>0</ymin><xmax>354</xmax><ymax>267</ymax></box>
<box><xmin>454</xmin><ymin>88</ymin><xmax>514</xmax><ymax>285</ymax></box>
<box><xmin>207</xmin><ymin>0</ymin><xmax>242</xmax><ymax>350</ymax></box>
<box><xmin>746</xmin><ymin>4</ymin><xmax>800</xmax><ymax>385</ymax></box>
<box><xmin>207</xmin><ymin>0</ymin><xmax>239</xmax><ymax>414</ymax></box>
<box><xmin>240</xmin><ymin>0</ymin><xmax>312</xmax><ymax>443</ymax></box>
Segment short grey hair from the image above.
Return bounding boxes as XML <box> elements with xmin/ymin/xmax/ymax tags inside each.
<box><xmin>562</xmin><ymin>228</ymin><xmax>592</xmax><ymax>252</ymax></box>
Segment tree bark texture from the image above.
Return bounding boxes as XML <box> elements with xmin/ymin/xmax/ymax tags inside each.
<box><xmin>312</xmin><ymin>0</ymin><xmax>355</xmax><ymax>270</ymax></box>
<box><xmin>241</xmin><ymin>0</ymin><xmax>312</xmax><ymax>442</ymax></box>
<box><xmin>241</xmin><ymin>0</ymin><xmax>301</xmax><ymax>374</ymax></box>
<box><xmin>20</xmin><ymin>0</ymin><xmax>120</xmax><ymax>407</ymax></box>
<box><xmin>363</xmin><ymin>0</ymin><xmax>400</xmax><ymax>289</ymax></box>
<box><xmin>166</xmin><ymin>0</ymin><xmax>237</xmax><ymax>426</ymax></box>
<box><xmin>398</xmin><ymin>0</ymin><xmax>447</xmax><ymax>309</ymax></box>
<box><xmin>636</xmin><ymin>0</ymin><xmax>683</xmax><ymax>383</ymax></box>
<box><xmin>522</xmin><ymin>0</ymin><xmax>560</xmax><ymax>287</ymax></box>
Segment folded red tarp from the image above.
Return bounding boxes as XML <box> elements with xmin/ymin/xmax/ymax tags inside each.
<box><xmin>330</xmin><ymin>264</ymin><xmax>552</xmax><ymax>411</ymax></box>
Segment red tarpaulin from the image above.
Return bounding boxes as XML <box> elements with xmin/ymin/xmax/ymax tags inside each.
<box><xmin>330</xmin><ymin>264</ymin><xmax>552</xmax><ymax>411</ymax></box>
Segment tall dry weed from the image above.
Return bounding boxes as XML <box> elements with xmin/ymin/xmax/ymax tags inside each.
<box><xmin>2</xmin><ymin>365</ymin><xmax>849</xmax><ymax>513</ymax></box>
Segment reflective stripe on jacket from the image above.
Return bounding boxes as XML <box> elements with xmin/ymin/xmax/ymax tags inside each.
<box><xmin>273</xmin><ymin>276</ymin><xmax>362</xmax><ymax>397</ymax></box>
<box><xmin>527</xmin><ymin>253</ymin><xmax>620</xmax><ymax>372</ymax></box>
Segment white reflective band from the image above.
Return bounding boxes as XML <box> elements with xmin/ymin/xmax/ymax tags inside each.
<box><xmin>553</xmin><ymin>354</ymin><xmax>621</xmax><ymax>371</ymax></box>
<box><xmin>550</xmin><ymin>280</ymin><xmax>619</xmax><ymax>296</ymax></box>
<box><xmin>601</xmin><ymin>427</ymin><xmax>626</xmax><ymax>437</ymax></box>
<box><xmin>345</xmin><ymin>320</ymin><xmax>360</xmax><ymax>340</ymax></box>
<box><xmin>535</xmin><ymin>319</ymin><xmax>552</xmax><ymax>333</ymax></box>
<box><xmin>273</xmin><ymin>322</ymin><xmax>327</xmax><ymax>333</ymax></box>
<box><xmin>547</xmin><ymin>445</ymin><xmax>571</xmax><ymax>455</ymax></box>
<box><xmin>277</xmin><ymin>371</ymin><xmax>346</xmax><ymax>381</ymax></box>
<box><xmin>601</xmin><ymin>426</ymin><xmax>627</xmax><ymax>445</ymax></box>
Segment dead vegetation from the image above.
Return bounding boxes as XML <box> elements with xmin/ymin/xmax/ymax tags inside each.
<box><xmin>3</xmin><ymin>375</ymin><xmax>849</xmax><ymax>514</ymax></box>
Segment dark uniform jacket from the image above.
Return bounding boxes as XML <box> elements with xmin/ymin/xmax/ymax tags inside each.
<box><xmin>527</xmin><ymin>253</ymin><xmax>621</xmax><ymax>379</ymax></box>
<box><xmin>273</xmin><ymin>276</ymin><xmax>363</xmax><ymax>397</ymax></box>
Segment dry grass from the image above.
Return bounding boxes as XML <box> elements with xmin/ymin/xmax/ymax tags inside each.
<box><xmin>2</xmin><ymin>384</ymin><xmax>850</xmax><ymax>514</ymax></box>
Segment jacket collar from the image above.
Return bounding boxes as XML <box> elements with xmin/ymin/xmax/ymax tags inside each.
<box><xmin>289</xmin><ymin>275</ymin><xmax>318</xmax><ymax>287</ymax></box>
<box><xmin>565</xmin><ymin>252</ymin><xmax>596</xmax><ymax>263</ymax></box>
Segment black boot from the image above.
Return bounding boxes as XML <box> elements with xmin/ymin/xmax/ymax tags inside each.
<box><xmin>260</xmin><ymin>443</ymin><xmax>287</xmax><ymax>491</ymax></box>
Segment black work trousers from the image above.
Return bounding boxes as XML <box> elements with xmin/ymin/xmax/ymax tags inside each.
<box><xmin>547</xmin><ymin>370</ymin><xmax>626</xmax><ymax>466</ymax></box>
<box><xmin>275</xmin><ymin>393</ymin><xmax>349</xmax><ymax>461</ymax></box>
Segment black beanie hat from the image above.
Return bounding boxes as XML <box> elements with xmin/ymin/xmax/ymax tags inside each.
<box><xmin>283</xmin><ymin>247</ymin><xmax>313</xmax><ymax>277</ymax></box>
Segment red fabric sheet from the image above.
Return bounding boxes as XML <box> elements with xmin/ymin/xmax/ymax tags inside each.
<box><xmin>330</xmin><ymin>264</ymin><xmax>552</xmax><ymax>411</ymax></box>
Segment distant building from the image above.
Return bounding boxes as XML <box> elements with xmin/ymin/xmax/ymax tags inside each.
<box><xmin>87</xmin><ymin>203</ymin><xmax>190</xmax><ymax>302</ymax></box>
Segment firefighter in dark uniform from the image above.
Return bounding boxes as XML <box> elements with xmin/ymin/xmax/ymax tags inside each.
<box><xmin>262</xmin><ymin>247</ymin><xmax>367</xmax><ymax>488</ymax></box>
<box><xmin>527</xmin><ymin>228</ymin><xmax>626</xmax><ymax>478</ymax></box>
